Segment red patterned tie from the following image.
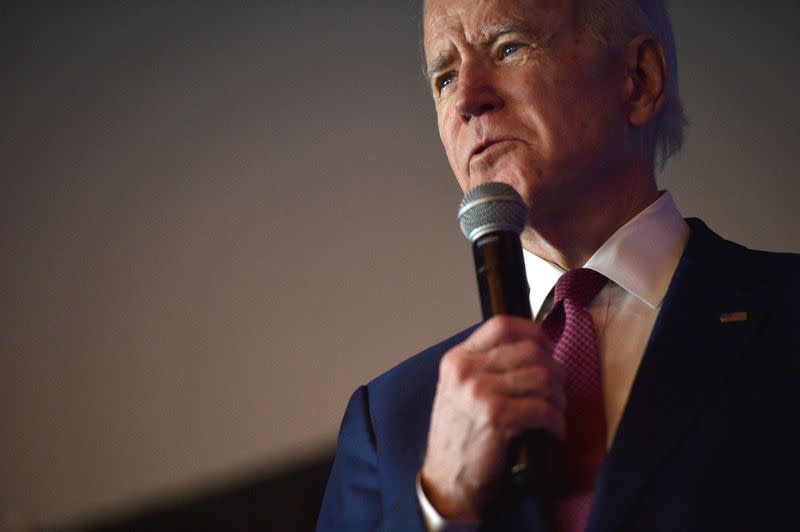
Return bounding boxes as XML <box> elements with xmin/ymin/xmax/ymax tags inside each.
<box><xmin>542</xmin><ymin>268</ymin><xmax>608</xmax><ymax>532</ymax></box>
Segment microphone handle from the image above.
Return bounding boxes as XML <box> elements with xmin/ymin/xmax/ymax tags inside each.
<box><xmin>472</xmin><ymin>231</ymin><xmax>555</xmax><ymax>493</ymax></box>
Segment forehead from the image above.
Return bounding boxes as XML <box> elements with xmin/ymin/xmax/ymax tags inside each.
<box><xmin>423</xmin><ymin>0</ymin><xmax>574</xmax><ymax>57</ymax></box>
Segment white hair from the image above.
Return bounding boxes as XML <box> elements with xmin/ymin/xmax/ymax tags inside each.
<box><xmin>577</xmin><ymin>0</ymin><xmax>686</xmax><ymax>170</ymax></box>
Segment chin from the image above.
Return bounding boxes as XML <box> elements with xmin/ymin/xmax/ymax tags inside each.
<box><xmin>477</xmin><ymin>175</ymin><xmax>533</xmax><ymax>204</ymax></box>
<box><xmin>469</xmin><ymin>160</ymin><xmax>538</xmax><ymax>193</ymax></box>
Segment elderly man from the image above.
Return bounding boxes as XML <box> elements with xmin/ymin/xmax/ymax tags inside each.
<box><xmin>317</xmin><ymin>0</ymin><xmax>800</xmax><ymax>530</ymax></box>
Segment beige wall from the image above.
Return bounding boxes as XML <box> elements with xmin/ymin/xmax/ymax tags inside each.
<box><xmin>2</xmin><ymin>3</ymin><xmax>798</xmax><ymax>527</ymax></box>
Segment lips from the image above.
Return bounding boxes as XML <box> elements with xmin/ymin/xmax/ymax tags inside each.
<box><xmin>469</xmin><ymin>137</ymin><xmax>517</xmax><ymax>162</ymax></box>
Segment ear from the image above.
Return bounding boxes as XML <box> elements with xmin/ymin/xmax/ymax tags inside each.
<box><xmin>624</xmin><ymin>34</ymin><xmax>667</xmax><ymax>127</ymax></box>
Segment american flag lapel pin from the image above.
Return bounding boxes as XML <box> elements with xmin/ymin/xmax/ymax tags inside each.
<box><xmin>719</xmin><ymin>311</ymin><xmax>748</xmax><ymax>323</ymax></box>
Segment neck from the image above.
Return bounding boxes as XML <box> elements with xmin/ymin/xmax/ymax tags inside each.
<box><xmin>520</xmin><ymin>169</ymin><xmax>659</xmax><ymax>270</ymax></box>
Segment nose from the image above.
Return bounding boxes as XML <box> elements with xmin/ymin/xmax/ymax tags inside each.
<box><xmin>455</xmin><ymin>61</ymin><xmax>503</xmax><ymax>121</ymax></box>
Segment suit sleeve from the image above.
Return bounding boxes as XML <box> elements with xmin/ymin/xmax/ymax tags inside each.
<box><xmin>317</xmin><ymin>385</ymin><xmax>427</xmax><ymax>532</ymax></box>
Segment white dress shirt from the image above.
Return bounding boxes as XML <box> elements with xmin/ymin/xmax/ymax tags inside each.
<box><xmin>417</xmin><ymin>191</ymin><xmax>690</xmax><ymax>531</ymax></box>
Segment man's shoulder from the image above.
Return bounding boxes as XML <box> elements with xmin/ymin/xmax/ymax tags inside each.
<box><xmin>367</xmin><ymin>323</ymin><xmax>479</xmax><ymax>396</ymax></box>
<box><xmin>349</xmin><ymin>324</ymin><xmax>479</xmax><ymax>474</ymax></box>
<box><xmin>355</xmin><ymin>324</ymin><xmax>479</xmax><ymax>439</ymax></box>
<box><xmin>686</xmin><ymin>217</ymin><xmax>800</xmax><ymax>290</ymax></box>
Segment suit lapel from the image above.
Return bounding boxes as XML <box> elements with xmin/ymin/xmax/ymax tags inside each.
<box><xmin>586</xmin><ymin>221</ymin><xmax>766</xmax><ymax>532</ymax></box>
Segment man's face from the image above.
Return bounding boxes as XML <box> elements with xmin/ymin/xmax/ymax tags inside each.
<box><xmin>423</xmin><ymin>0</ymin><xmax>631</xmax><ymax>216</ymax></box>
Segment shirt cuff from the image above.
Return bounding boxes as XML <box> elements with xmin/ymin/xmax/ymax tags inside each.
<box><xmin>415</xmin><ymin>471</ymin><xmax>480</xmax><ymax>532</ymax></box>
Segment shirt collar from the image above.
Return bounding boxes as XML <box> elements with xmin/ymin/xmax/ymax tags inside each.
<box><xmin>523</xmin><ymin>191</ymin><xmax>689</xmax><ymax>318</ymax></box>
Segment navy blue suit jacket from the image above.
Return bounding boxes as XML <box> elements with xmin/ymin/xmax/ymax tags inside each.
<box><xmin>318</xmin><ymin>219</ymin><xmax>800</xmax><ymax>531</ymax></box>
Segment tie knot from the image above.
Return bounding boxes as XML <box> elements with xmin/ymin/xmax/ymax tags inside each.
<box><xmin>553</xmin><ymin>268</ymin><xmax>607</xmax><ymax>308</ymax></box>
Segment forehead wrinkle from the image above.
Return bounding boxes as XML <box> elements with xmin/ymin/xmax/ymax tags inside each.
<box><xmin>423</xmin><ymin>0</ymin><xmax>574</xmax><ymax>82</ymax></box>
<box><xmin>475</xmin><ymin>18</ymin><xmax>534</xmax><ymax>44</ymax></box>
<box><xmin>426</xmin><ymin>49</ymin><xmax>454</xmax><ymax>80</ymax></box>
<box><xmin>424</xmin><ymin>6</ymin><xmax>465</xmax><ymax>76</ymax></box>
<box><xmin>425</xmin><ymin>16</ymin><xmax>535</xmax><ymax>79</ymax></box>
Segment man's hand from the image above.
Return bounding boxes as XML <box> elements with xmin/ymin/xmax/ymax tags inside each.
<box><xmin>419</xmin><ymin>316</ymin><xmax>565</xmax><ymax>521</ymax></box>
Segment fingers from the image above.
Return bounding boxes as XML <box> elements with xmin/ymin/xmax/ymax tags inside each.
<box><xmin>461</xmin><ymin>367</ymin><xmax>566</xmax><ymax>439</ymax></box>
<box><xmin>460</xmin><ymin>340</ymin><xmax>565</xmax><ymax>402</ymax></box>
<box><xmin>484</xmin><ymin>366</ymin><xmax>566</xmax><ymax>407</ymax></box>
<box><xmin>482</xmin><ymin>340</ymin><xmax>565</xmax><ymax>378</ymax></box>
<box><xmin>479</xmin><ymin>396</ymin><xmax>566</xmax><ymax>440</ymax></box>
<box><xmin>421</xmin><ymin>317</ymin><xmax>565</xmax><ymax>518</ymax></box>
<box><xmin>439</xmin><ymin>339</ymin><xmax>556</xmax><ymax>389</ymax></box>
<box><xmin>437</xmin><ymin>328</ymin><xmax>566</xmax><ymax>438</ymax></box>
<box><xmin>463</xmin><ymin>315</ymin><xmax>554</xmax><ymax>353</ymax></box>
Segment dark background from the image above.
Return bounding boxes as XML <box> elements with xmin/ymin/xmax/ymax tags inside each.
<box><xmin>2</xmin><ymin>3</ymin><xmax>798</xmax><ymax>530</ymax></box>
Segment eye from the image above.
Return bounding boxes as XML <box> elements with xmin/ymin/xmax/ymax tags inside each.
<box><xmin>436</xmin><ymin>72</ymin><xmax>456</xmax><ymax>91</ymax></box>
<box><xmin>501</xmin><ymin>42</ymin><xmax>521</xmax><ymax>58</ymax></box>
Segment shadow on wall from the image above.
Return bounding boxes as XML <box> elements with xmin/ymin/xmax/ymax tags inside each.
<box><xmin>48</xmin><ymin>450</ymin><xmax>335</xmax><ymax>532</ymax></box>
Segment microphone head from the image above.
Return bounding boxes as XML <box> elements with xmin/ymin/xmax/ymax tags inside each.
<box><xmin>458</xmin><ymin>182</ymin><xmax>528</xmax><ymax>243</ymax></box>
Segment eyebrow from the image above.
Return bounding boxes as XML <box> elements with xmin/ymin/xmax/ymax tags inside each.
<box><xmin>425</xmin><ymin>50</ymin><xmax>455</xmax><ymax>81</ymax></box>
<box><xmin>425</xmin><ymin>19</ymin><xmax>534</xmax><ymax>80</ymax></box>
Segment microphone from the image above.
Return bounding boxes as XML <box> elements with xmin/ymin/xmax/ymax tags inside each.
<box><xmin>458</xmin><ymin>181</ymin><xmax>554</xmax><ymax>493</ymax></box>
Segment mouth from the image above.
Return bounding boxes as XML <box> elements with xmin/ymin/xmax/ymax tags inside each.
<box><xmin>469</xmin><ymin>137</ymin><xmax>517</xmax><ymax>162</ymax></box>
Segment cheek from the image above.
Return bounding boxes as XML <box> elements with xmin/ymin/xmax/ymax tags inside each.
<box><xmin>535</xmin><ymin>79</ymin><xmax>621</xmax><ymax>155</ymax></box>
<box><xmin>437</xmin><ymin>109</ymin><xmax>457</xmax><ymax>147</ymax></box>
<box><xmin>436</xmin><ymin>113</ymin><xmax>451</xmax><ymax>153</ymax></box>
<box><xmin>515</xmin><ymin>85</ymin><xmax>563</xmax><ymax>153</ymax></box>
<box><xmin>572</xmin><ymin>91</ymin><xmax>627</xmax><ymax>149</ymax></box>
<box><xmin>437</xmin><ymin>111</ymin><xmax>469</xmax><ymax>189</ymax></box>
